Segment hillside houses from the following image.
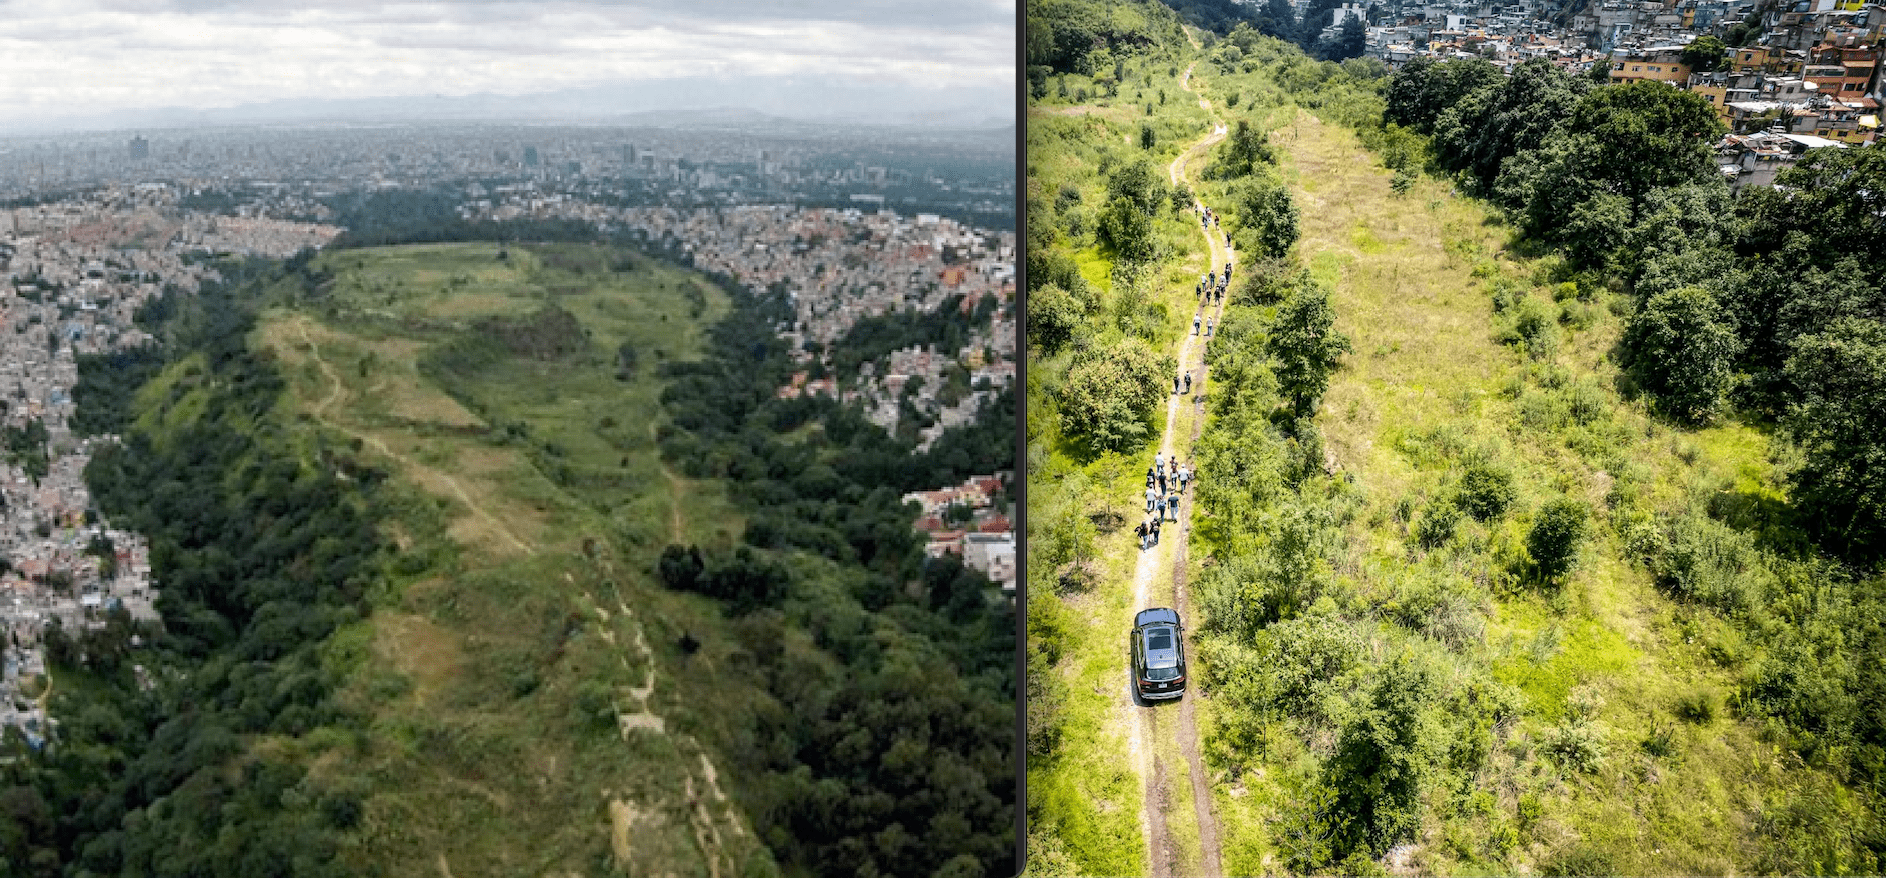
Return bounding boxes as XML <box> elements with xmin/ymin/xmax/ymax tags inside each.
<box><xmin>1369</xmin><ymin>0</ymin><xmax>1884</xmax><ymax>160</ymax></box>
<box><xmin>903</xmin><ymin>473</ymin><xmax>1015</xmax><ymax>593</ymax></box>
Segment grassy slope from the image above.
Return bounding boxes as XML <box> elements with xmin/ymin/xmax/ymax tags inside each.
<box><xmin>1230</xmin><ymin>106</ymin><xmax>1840</xmax><ymax>874</ymax></box>
<box><xmin>248</xmin><ymin>242</ymin><xmax>771</xmax><ymax>877</ymax></box>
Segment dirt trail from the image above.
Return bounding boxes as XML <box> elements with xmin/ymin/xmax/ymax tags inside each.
<box><xmin>292</xmin><ymin>320</ymin><xmax>536</xmax><ymax>557</ymax></box>
<box><xmin>650</xmin><ymin>422</ymin><xmax>686</xmax><ymax>544</ymax></box>
<box><xmin>1116</xmin><ymin>55</ymin><xmax>1228</xmax><ymax>878</ymax></box>
<box><xmin>587</xmin><ymin>559</ymin><xmax>747</xmax><ymax>877</ymax></box>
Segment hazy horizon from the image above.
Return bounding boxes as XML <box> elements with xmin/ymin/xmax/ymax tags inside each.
<box><xmin>0</xmin><ymin>0</ymin><xmax>1015</xmax><ymax>135</ymax></box>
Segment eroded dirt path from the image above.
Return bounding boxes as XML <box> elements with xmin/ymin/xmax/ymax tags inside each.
<box><xmin>292</xmin><ymin>319</ymin><xmax>537</xmax><ymax>557</ymax></box>
<box><xmin>1128</xmin><ymin>53</ymin><xmax>1228</xmax><ymax>878</ymax></box>
<box><xmin>582</xmin><ymin>558</ymin><xmax>747</xmax><ymax>878</ymax></box>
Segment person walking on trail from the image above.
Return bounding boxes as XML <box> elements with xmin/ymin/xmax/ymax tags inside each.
<box><xmin>1170</xmin><ymin>492</ymin><xmax>1181</xmax><ymax>521</ymax></box>
<box><xmin>1193</xmin><ymin>315</ymin><xmax>1200</xmax><ymax>335</ymax></box>
<box><xmin>1135</xmin><ymin>519</ymin><xmax>1147</xmax><ymax>551</ymax></box>
<box><xmin>1206</xmin><ymin>318</ymin><xmax>1214</xmax><ymax>337</ymax></box>
<box><xmin>1174</xmin><ymin>374</ymin><xmax>1181</xmax><ymax>395</ymax></box>
<box><xmin>1151</xmin><ymin>517</ymin><xmax>1161</xmax><ymax>546</ymax></box>
<box><xmin>1147</xmin><ymin>485</ymin><xmax>1159</xmax><ymax>513</ymax></box>
<box><xmin>1184</xmin><ymin>372</ymin><xmax>1193</xmax><ymax>393</ymax></box>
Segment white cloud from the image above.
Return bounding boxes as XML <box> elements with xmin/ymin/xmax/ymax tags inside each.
<box><xmin>0</xmin><ymin>0</ymin><xmax>1012</xmax><ymax>124</ymax></box>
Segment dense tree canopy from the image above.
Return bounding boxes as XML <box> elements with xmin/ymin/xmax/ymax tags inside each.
<box><xmin>1057</xmin><ymin>337</ymin><xmax>1175</xmax><ymax>452</ymax></box>
<box><xmin>1433</xmin><ymin>58</ymin><xmax>1591</xmax><ymax>194</ymax></box>
<box><xmin>1504</xmin><ymin>81</ymin><xmax>1724</xmax><ymax>242</ymax></box>
<box><xmin>1622</xmin><ymin>285</ymin><xmax>1743</xmax><ymax>425</ymax></box>
<box><xmin>1383</xmin><ymin>56</ymin><xmax>1503</xmax><ymax>135</ymax></box>
<box><xmin>1784</xmin><ymin>318</ymin><xmax>1886</xmax><ymax>562</ymax></box>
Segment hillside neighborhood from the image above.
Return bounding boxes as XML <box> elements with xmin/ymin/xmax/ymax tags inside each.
<box><xmin>1357</xmin><ymin>0</ymin><xmax>1883</xmax><ymax>173</ymax></box>
<box><xmin>0</xmin><ymin>185</ymin><xmax>341</xmax><ymax>747</ymax></box>
<box><xmin>462</xmin><ymin>198</ymin><xmax>1019</xmax><ymax>452</ymax></box>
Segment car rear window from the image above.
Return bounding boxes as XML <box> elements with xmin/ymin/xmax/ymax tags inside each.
<box><xmin>1148</xmin><ymin>630</ymin><xmax>1173</xmax><ymax>651</ymax></box>
<box><xmin>1147</xmin><ymin>666</ymin><xmax>1181</xmax><ymax>681</ymax></box>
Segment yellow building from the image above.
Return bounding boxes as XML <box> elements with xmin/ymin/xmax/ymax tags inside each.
<box><xmin>1611</xmin><ymin>47</ymin><xmax>1692</xmax><ymax>84</ymax></box>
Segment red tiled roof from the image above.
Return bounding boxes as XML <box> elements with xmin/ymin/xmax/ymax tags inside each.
<box><xmin>978</xmin><ymin>516</ymin><xmax>1011</xmax><ymax>533</ymax></box>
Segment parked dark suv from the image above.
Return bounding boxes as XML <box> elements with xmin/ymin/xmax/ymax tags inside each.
<box><xmin>1131</xmin><ymin>608</ymin><xmax>1187</xmax><ymax>701</ymax></box>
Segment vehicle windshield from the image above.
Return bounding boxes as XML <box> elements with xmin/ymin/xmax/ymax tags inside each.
<box><xmin>1147</xmin><ymin>666</ymin><xmax>1181</xmax><ymax>681</ymax></box>
<box><xmin>1147</xmin><ymin>630</ymin><xmax>1173</xmax><ymax>651</ymax></box>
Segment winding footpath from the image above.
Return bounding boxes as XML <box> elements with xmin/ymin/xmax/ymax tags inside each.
<box><xmin>1127</xmin><ymin>60</ymin><xmax>1230</xmax><ymax>878</ymax></box>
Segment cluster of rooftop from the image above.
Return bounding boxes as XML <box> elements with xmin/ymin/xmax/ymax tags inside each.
<box><xmin>903</xmin><ymin>473</ymin><xmax>1015</xmax><ymax>594</ymax></box>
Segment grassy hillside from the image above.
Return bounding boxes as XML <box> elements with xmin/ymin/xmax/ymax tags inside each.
<box><xmin>1028</xmin><ymin>6</ymin><xmax>1886</xmax><ymax>875</ymax></box>
<box><xmin>12</xmin><ymin>237</ymin><xmax>1015</xmax><ymax>878</ymax></box>
<box><xmin>254</xmin><ymin>242</ymin><xmax>769</xmax><ymax>876</ymax></box>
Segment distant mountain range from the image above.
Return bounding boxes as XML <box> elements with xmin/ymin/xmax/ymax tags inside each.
<box><xmin>3</xmin><ymin>76</ymin><xmax>1015</xmax><ymax>137</ymax></box>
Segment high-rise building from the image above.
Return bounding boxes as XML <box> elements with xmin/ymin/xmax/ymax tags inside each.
<box><xmin>128</xmin><ymin>136</ymin><xmax>149</xmax><ymax>161</ymax></box>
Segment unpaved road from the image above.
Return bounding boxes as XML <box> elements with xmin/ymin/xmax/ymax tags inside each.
<box><xmin>1123</xmin><ymin>57</ymin><xmax>1227</xmax><ymax>878</ymax></box>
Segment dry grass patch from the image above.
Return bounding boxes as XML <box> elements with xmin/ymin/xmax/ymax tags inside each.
<box><xmin>374</xmin><ymin>612</ymin><xmax>465</xmax><ymax>707</ymax></box>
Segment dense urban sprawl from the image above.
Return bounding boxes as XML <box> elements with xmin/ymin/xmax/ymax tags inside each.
<box><xmin>1350</xmin><ymin>0</ymin><xmax>1882</xmax><ymax>175</ymax></box>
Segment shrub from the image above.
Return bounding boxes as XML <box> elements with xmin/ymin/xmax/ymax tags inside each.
<box><xmin>1414</xmin><ymin>496</ymin><xmax>1461</xmax><ymax>549</ymax></box>
<box><xmin>1622</xmin><ymin>285</ymin><xmax>1742</xmax><ymax>425</ymax></box>
<box><xmin>1273</xmin><ymin>781</ymin><xmax>1347</xmax><ymax>874</ymax></box>
<box><xmin>1642</xmin><ymin>718</ymin><xmax>1679</xmax><ymax>758</ymax></box>
<box><xmin>1528</xmin><ymin>498</ymin><xmax>1589</xmax><ymax>581</ymax></box>
<box><xmin>1648</xmin><ymin>512</ymin><xmax>1770</xmax><ymax>615</ymax></box>
<box><xmin>1327</xmin><ymin>653</ymin><xmax>1443</xmax><ymax>854</ymax></box>
<box><xmin>1559</xmin><ymin>301</ymin><xmax>1597</xmax><ymax>331</ymax></box>
<box><xmin>1541</xmin><ymin>720</ymin><xmax>1608</xmax><ymax>773</ymax></box>
<box><xmin>1675</xmin><ymin>688</ymin><xmax>1718</xmax><ymax>724</ymax></box>
<box><xmin>1456</xmin><ymin>458</ymin><xmax>1517</xmax><ymax>521</ymax></box>
<box><xmin>1544</xmin><ymin>844</ymin><xmax>1618</xmax><ymax>877</ymax></box>
<box><xmin>1513</xmin><ymin>296</ymin><xmax>1558</xmax><ymax>360</ymax></box>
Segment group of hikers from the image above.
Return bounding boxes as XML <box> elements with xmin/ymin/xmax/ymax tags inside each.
<box><xmin>1197</xmin><ymin>260</ymin><xmax>1231</xmax><ymax>304</ymax></box>
<box><xmin>1129</xmin><ymin>202</ymin><xmax>1229</xmax><ymax>553</ymax></box>
<box><xmin>1136</xmin><ymin>452</ymin><xmax>1194</xmax><ymax>551</ymax></box>
<box><xmin>1196</xmin><ymin>204</ymin><xmax>1232</xmax><ymax>248</ymax></box>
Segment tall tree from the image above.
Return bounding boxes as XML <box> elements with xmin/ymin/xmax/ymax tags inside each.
<box><xmin>1234</xmin><ymin>177</ymin><xmax>1300</xmax><ymax>259</ymax></box>
<box><xmin>1622</xmin><ymin>285</ymin><xmax>1744</xmax><ymax>425</ymax></box>
<box><xmin>1267</xmin><ymin>281</ymin><xmax>1352</xmax><ymax>419</ymax></box>
<box><xmin>1784</xmin><ymin>318</ymin><xmax>1886</xmax><ymax>562</ymax></box>
<box><xmin>1057</xmin><ymin>337</ymin><xmax>1175</xmax><ymax>452</ymax></box>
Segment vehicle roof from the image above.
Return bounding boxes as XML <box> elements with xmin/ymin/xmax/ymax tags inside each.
<box><xmin>1135</xmin><ymin>607</ymin><xmax>1181</xmax><ymax>628</ymax></box>
<box><xmin>1141</xmin><ymin>626</ymin><xmax>1182</xmax><ymax>668</ymax></box>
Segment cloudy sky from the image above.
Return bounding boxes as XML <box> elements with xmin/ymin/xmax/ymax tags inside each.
<box><xmin>0</xmin><ymin>0</ymin><xmax>1015</xmax><ymax>130</ymax></box>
